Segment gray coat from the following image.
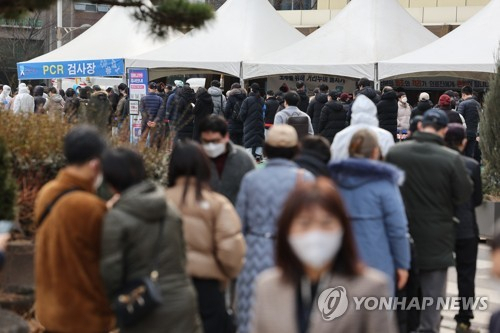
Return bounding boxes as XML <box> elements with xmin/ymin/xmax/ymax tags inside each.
<box><xmin>100</xmin><ymin>180</ymin><xmax>202</xmax><ymax>333</ymax></box>
<box><xmin>209</xmin><ymin>142</ymin><xmax>255</xmax><ymax>205</ymax></box>
<box><xmin>208</xmin><ymin>86</ymin><xmax>227</xmax><ymax>117</ymax></box>
<box><xmin>235</xmin><ymin>159</ymin><xmax>314</xmax><ymax>333</ymax></box>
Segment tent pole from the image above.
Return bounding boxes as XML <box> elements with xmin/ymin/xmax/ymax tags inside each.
<box><xmin>374</xmin><ymin>63</ymin><xmax>380</xmax><ymax>90</ymax></box>
<box><xmin>239</xmin><ymin>62</ymin><xmax>244</xmax><ymax>87</ymax></box>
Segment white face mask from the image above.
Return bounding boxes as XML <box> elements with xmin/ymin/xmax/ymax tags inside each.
<box><xmin>203</xmin><ymin>142</ymin><xmax>226</xmax><ymax>158</ymax></box>
<box><xmin>401</xmin><ymin>97</ymin><xmax>408</xmax><ymax>104</ymax></box>
<box><xmin>288</xmin><ymin>230</ymin><xmax>344</xmax><ymax>269</ymax></box>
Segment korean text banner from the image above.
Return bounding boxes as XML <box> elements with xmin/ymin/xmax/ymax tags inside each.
<box><xmin>17</xmin><ymin>58</ymin><xmax>125</xmax><ymax>79</ymax></box>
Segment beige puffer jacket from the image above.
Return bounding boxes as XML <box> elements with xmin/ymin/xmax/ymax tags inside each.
<box><xmin>166</xmin><ymin>177</ymin><xmax>246</xmax><ymax>283</ymax></box>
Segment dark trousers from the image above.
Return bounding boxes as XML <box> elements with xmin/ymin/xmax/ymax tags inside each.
<box><xmin>397</xmin><ymin>238</ymin><xmax>421</xmax><ymax>333</ymax></box>
<box><xmin>454</xmin><ymin>237</ymin><xmax>479</xmax><ymax>325</ymax></box>
<box><xmin>229</xmin><ymin>131</ymin><xmax>243</xmax><ymax>146</ymax></box>
<box><xmin>192</xmin><ymin>278</ymin><xmax>232</xmax><ymax>333</ymax></box>
<box><xmin>464</xmin><ymin>136</ymin><xmax>477</xmax><ymax>158</ymax></box>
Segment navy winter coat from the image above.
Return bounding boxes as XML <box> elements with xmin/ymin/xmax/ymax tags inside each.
<box><xmin>239</xmin><ymin>92</ymin><xmax>265</xmax><ymax>149</ymax></box>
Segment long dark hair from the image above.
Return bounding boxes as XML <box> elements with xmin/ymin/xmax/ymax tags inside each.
<box><xmin>167</xmin><ymin>140</ymin><xmax>211</xmax><ymax>204</ymax></box>
<box><xmin>276</xmin><ymin>178</ymin><xmax>363</xmax><ymax>284</ymax></box>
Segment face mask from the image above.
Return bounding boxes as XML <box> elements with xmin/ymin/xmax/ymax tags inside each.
<box><xmin>401</xmin><ymin>97</ymin><xmax>408</xmax><ymax>104</ymax></box>
<box><xmin>203</xmin><ymin>142</ymin><xmax>226</xmax><ymax>158</ymax></box>
<box><xmin>288</xmin><ymin>230</ymin><xmax>344</xmax><ymax>269</ymax></box>
<box><xmin>93</xmin><ymin>172</ymin><xmax>103</xmax><ymax>191</ymax></box>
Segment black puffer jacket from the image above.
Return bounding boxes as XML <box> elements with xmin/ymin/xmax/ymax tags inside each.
<box><xmin>377</xmin><ymin>90</ymin><xmax>398</xmax><ymax>141</ymax></box>
<box><xmin>239</xmin><ymin>92</ymin><xmax>265</xmax><ymax>149</ymax></box>
<box><xmin>174</xmin><ymin>87</ymin><xmax>196</xmax><ymax>139</ymax></box>
<box><xmin>264</xmin><ymin>97</ymin><xmax>280</xmax><ymax>125</ymax></box>
<box><xmin>297</xmin><ymin>90</ymin><xmax>309</xmax><ymax>113</ymax></box>
<box><xmin>193</xmin><ymin>90</ymin><xmax>214</xmax><ymax>141</ymax></box>
<box><xmin>439</xmin><ymin>107</ymin><xmax>463</xmax><ymax>125</ymax></box>
<box><xmin>411</xmin><ymin>100</ymin><xmax>433</xmax><ymax>119</ymax></box>
<box><xmin>359</xmin><ymin>87</ymin><xmax>380</xmax><ymax>104</ymax></box>
<box><xmin>318</xmin><ymin>100</ymin><xmax>347</xmax><ymax>143</ymax></box>
<box><xmin>224</xmin><ymin>88</ymin><xmax>247</xmax><ymax>133</ymax></box>
<box><xmin>307</xmin><ymin>93</ymin><xmax>328</xmax><ymax>134</ymax></box>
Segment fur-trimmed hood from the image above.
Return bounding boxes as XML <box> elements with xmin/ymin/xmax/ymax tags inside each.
<box><xmin>329</xmin><ymin>158</ymin><xmax>405</xmax><ymax>188</ymax></box>
<box><xmin>226</xmin><ymin>87</ymin><xmax>247</xmax><ymax>98</ymax></box>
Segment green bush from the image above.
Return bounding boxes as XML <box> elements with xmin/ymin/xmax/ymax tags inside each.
<box><xmin>0</xmin><ymin>112</ymin><xmax>172</xmax><ymax>235</ymax></box>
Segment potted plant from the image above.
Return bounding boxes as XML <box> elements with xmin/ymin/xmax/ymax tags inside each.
<box><xmin>477</xmin><ymin>60</ymin><xmax>500</xmax><ymax>239</ymax></box>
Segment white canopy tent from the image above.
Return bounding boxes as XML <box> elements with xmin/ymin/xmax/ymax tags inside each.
<box><xmin>17</xmin><ymin>2</ymin><xmax>178</xmax><ymax>79</ymax></box>
<box><xmin>379</xmin><ymin>0</ymin><xmax>500</xmax><ymax>81</ymax></box>
<box><xmin>129</xmin><ymin>0</ymin><xmax>305</xmax><ymax>79</ymax></box>
<box><xmin>243</xmin><ymin>0</ymin><xmax>438</xmax><ymax>80</ymax></box>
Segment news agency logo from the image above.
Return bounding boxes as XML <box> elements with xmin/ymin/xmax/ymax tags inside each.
<box><xmin>317</xmin><ymin>286</ymin><xmax>489</xmax><ymax>322</ymax></box>
<box><xmin>317</xmin><ymin>286</ymin><xmax>349</xmax><ymax>321</ymax></box>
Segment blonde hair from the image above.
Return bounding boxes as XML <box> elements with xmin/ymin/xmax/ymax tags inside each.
<box><xmin>348</xmin><ymin>129</ymin><xmax>380</xmax><ymax>159</ymax></box>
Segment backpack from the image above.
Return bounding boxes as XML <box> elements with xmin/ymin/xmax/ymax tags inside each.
<box><xmin>232</xmin><ymin>100</ymin><xmax>242</xmax><ymax>121</ymax></box>
<box><xmin>287</xmin><ymin>112</ymin><xmax>309</xmax><ymax>139</ymax></box>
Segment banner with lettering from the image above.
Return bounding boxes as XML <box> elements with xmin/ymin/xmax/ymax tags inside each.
<box><xmin>17</xmin><ymin>58</ymin><xmax>125</xmax><ymax>79</ymax></box>
<box><xmin>267</xmin><ymin>74</ymin><xmax>357</xmax><ymax>94</ymax></box>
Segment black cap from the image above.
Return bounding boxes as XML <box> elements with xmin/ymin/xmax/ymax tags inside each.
<box><xmin>422</xmin><ymin>109</ymin><xmax>449</xmax><ymax>127</ymax></box>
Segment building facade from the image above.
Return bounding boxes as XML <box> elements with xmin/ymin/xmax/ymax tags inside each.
<box><xmin>0</xmin><ymin>0</ymin><xmax>108</xmax><ymax>86</ymax></box>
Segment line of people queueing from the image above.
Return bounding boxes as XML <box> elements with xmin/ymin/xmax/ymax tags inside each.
<box><xmin>31</xmin><ymin>76</ymin><xmax>484</xmax><ymax>333</ymax></box>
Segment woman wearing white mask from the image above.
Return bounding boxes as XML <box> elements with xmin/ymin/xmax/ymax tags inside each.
<box><xmin>397</xmin><ymin>92</ymin><xmax>412</xmax><ymax>139</ymax></box>
<box><xmin>251</xmin><ymin>179</ymin><xmax>397</xmax><ymax>333</ymax></box>
<box><xmin>166</xmin><ymin>140</ymin><xmax>246</xmax><ymax>333</ymax></box>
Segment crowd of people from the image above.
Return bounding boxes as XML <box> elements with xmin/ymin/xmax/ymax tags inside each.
<box><xmin>0</xmin><ymin>76</ymin><xmax>495</xmax><ymax>333</ymax></box>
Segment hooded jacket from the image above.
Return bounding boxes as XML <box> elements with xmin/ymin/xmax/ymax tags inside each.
<box><xmin>33</xmin><ymin>86</ymin><xmax>47</xmax><ymax>114</ymax></box>
<box><xmin>44</xmin><ymin>93</ymin><xmax>65</xmax><ymax>114</ymax></box>
<box><xmin>296</xmin><ymin>89</ymin><xmax>309</xmax><ymax>112</ymax></box>
<box><xmin>330</xmin><ymin>95</ymin><xmax>395</xmax><ymax>161</ymax></box>
<box><xmin>101</xmin><ymin>180</ymin><xmax>202</xmax><ymax>333</ymax></box>
<box><xmin>359</xmin><ymin>87</ymin><xmax>380</xmax><ymax>104</ymax></box>
<box><xmin>239</xmin><ymin>92</ymin><xmax>265</xmax><ymax>149</ymax></box>
<box><xmin>193</xmin><ymin>89</ymin><xmax>214</xmax><ymax>140</ymax></box>
<box><xmin>224</xmin><ymin>88</ymin><xmax>247</xmax><ymax>133</ymax></box>
<box><xmin>0</xmin><ymin>85</ymin><xmax>12</xmax><ymax>107</ymax></box>
<box><xmin>208</xmin><ymin>86</ymin><xmax>227</xmax><ymax>117</ymax></box>
<box><xmin>386</xmin><ymin>132</ymin><xmax>473</xmax><ymax>270</ymax></box>
<box><xmin>411</xmin><ymin>100</ymin><xmax>433</xmax><ymax>119</ymax></box>
<box><xmin>86</xmin><ymin>91</ymin><xmax>110</xmax><ymax>132</ymax></box>
<box><xmin>330</xmin><ymin>158</ymin><xmax>410</xmax><ymax>287</ymax></box>
<box><xmin>307</xmin><ymin>93</ymin><xmax>328</xmax><ymax>134</ymax></box>
<box><xmin>13</xmin><ymin>83</ymin><xmax>34</xmax><ymax>114</ymax></box>
<box><xmin>264</xmin><ymin>96</ymin><xmax>280</xmax><ymax>126</ymax></box>
<box><xmin>318</xmin><ymin>100</ymin><xmax>347</xmax><ymax>143</ymax></box>
<box><xmin>173</xmin><ymin>87</ymin><xmax>196</xmax><ymax>137</ymax></box>
<box><xmin>376</xmin><ymin>90</ymin><xmax>398</xmax><ymax>140</ymax></box>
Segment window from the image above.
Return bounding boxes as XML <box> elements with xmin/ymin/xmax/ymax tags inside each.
<box><xmin>74</xmin><ymin>3</ymin><xmax>109</xmax><ymax>12</ymax></box>
<box><xmin>271</xmin><ymin>0</ymin><xmax>317</xmax><ymax>10</ymax></box>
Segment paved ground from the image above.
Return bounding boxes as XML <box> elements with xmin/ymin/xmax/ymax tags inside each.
<box><xmin>440</xmin><ymin>243</ymin><xmax>499</xmax><ymax>333</ymax></box>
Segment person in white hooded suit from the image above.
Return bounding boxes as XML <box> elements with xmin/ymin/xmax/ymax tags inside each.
<box><xmin>13</xmin><ymin>83</ymin><xmax>34</xmax><ymax>114</ymax></box>
<box><xmin>330</xmin><ymin>94</ymin><xmax>395</xmax><ymax>161</ymax></box>
<box><xmin>0</xmin><ymin>85</ymin><xmax>12</xmax><ymax>108</ymax></box>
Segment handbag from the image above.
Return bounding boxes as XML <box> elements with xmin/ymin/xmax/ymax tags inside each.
<box><xmin>112</xmin><ymin>220</ymin><xmax>165</xmax><ymax>328</ymax></box>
